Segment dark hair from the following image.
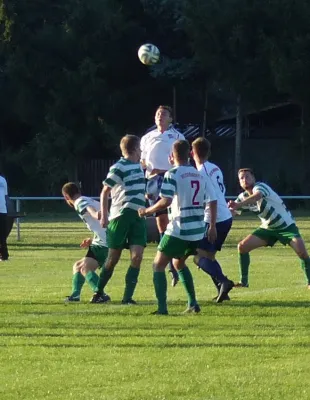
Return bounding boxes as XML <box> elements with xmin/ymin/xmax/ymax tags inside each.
<box><xmin>156</xmin><ymin>105</ymin><xmax>173</xmax><ymax>119</ymax></box>
<box><xmin>192</xmin><ymin>137</ymin><xmax>211</xmax><ymax>159</ymax></box>
<box><xmin>120</xmin><ymin>134</ymin><xmax>140</xmax><ymax>155</ymax></box>
<box><xmin>62</xmin><ymin>182</ymin><xmax>81</xmax><ymax>198</ymax></box>
<box><xmin>238</xmin><ymin>168</ymin><xmax>254</xmax><ymax>176</ymax></box>
<box><xmin>173</xmin><ymin>140</ymin><xmax>190</xmax><ymax>161</ymax></box>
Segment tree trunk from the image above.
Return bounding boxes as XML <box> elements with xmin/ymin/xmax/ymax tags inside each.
<box><xmin>201</xmin><ymin>81</ymin><xmax>208</xmax><ymax>137</ymax></box>
<box><xmin>234</xmin><ymin>94</ymin><xmax>242</xmax><ymax>176</ymax></box>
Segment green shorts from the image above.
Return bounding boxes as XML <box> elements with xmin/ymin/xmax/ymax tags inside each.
<box><xmin>87</xmin><ymin>245</ymin><xmax>108</xmax><ymax>268</ymax></box>
<box><xmin>158</xmin><ymin>234</ymin><xmax>199</xmax><ymax>259</ymax></box>
<box><xmin>107</xmin><ymin>208</ymin><xmax>147</xmax><ymax>249</ymax></box>
<box><xmin>253</xmin><ymin>224</ymin><xmax>301</xmax><ymax>247</ymax></box>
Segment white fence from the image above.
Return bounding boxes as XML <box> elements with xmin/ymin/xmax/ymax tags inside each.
<box><xmin>10</xmin><ymin>196</ymin><xmax>310</xmax><ymax>241</ymax></box>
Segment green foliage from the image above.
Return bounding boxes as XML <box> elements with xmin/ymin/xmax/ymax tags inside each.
<box><xmin>1</xmin><ymin>0</ymin><xmax>310</xmax><ymax>193</ymax></box>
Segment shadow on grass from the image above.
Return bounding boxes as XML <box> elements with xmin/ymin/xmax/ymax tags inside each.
<box><xmin>9</xmin><ymin>243</ymin><xmax>81</xmax><ymax>249</ymax></box>
<box><xmin>1</xmin><ymin>299</ymin><xmax>309</xmax><ymax>309</ymax></box>
<box><xmin>0</xmin><ymin>342</ymin><xmax>309</xmax><ymax>349</ymax></box>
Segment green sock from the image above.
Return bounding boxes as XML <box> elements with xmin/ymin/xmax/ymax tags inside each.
<box><xmin>178</xmin><ymin>266</ymin><xmax>197</xmax><ymax>307</ymax></box>
<box><xmin>122</xmin><ymin>266</ymin><xmax>140</xmax><ymax>302</ymax></box>
<box><xmin>85</xmin><ymin>271</ymin><xmax>99</xmax><ymax>292</ymax></box>
<box><xmin>239</xmin><ymin>253</ymin><xmax>250</xmax><ymax>285</ymax></box>
<box><xmin>71</xmin><ymin>272</ymin><xmax>85</xmax><ymax>297</ymax></box>
<box><xmin>300</xmin><ymin>258</ymin><xmax>310</xmax><ymax>285</ymax></box>
<box><xmin>96</xmin><ymin>268</ymin><xmax>113</xmax><ymax>294</ymax></box>
<box><xmin>153</xmin><ymin>271</ymin><xmax>168</xmax><ymax>313</ymax></box>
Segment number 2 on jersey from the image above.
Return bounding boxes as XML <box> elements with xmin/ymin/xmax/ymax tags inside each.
<box><xmin>191</xmin><ymin>180</ymin><xmax>200</xmax><ymax>205</ymax></box>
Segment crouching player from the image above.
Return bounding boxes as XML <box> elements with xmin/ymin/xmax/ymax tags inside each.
<box><xmin>139</xmin><ymin>140</ymin><xmax>218</xmax><ymax>315</ymax></box>
<box><xmin>62</xmin><ymin>182</ymin><xmax>110</xmax><ymax>303</ymax></box>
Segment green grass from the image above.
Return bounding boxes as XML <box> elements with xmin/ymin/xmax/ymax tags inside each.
<box><xmin>1</xmin><ymin>216</ymin><xmax>310</xmax><ymax>400</ymax></box>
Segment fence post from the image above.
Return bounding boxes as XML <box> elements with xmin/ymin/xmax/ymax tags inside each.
<box><xmin>16</xmin><ymin>199</ymin><xmax>21</xmax><ymax>241</ymax></box>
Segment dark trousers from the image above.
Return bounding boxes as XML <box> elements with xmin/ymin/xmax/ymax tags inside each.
<box><xmin>0</xmin><ymin>213</ymin><xmax>9</xmax><ymax>260</ymax></box>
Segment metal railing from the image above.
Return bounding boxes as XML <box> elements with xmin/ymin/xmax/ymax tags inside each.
<box><xmin>10</xmin><ymin>196</ymin><xmax>310</xmax><ymax>241</ymax></box>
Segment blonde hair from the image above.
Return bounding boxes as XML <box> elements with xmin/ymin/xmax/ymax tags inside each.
<box><xmin>120</xmin><ymin>135</ymin><xmax>140</xmax><ymax>155</ymax></box>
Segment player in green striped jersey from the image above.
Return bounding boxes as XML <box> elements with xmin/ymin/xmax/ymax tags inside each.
<box><xmin>228</xmin><ymin>168</ymin><xmax>310</xmax><ymax>289</ymax></box>
<box><xmin>139</xmin><ymin>140</ymin><xmax>218</xmax><ymax>314</ymax></box>
<box><xmin>92</xmin><ymin>135</ymin><xmax>147</xmax><ymax>304</ymax></box>
<box><xmin>62</xmin><ymin>182</ymin><xmax>110</xmax><ymax>303</ymax></box>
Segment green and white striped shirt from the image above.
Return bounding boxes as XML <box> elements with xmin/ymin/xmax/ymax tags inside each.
<box><xmin>104</xmin><ymin>158</ymin><xmax>146</xmax><ymax>220</ymax></box>
<box><xmin>74</xmin><ymin>196</ymin><xmax>107</xmax><ymax>247</ymax></box>
<box><xmin>236</xmin><ymin>182</ymin><xmax>295</xmax><ymax>230</ymax></box>
<box><xmin>160</xmin><ymin>165</ymin><xmax>215</xmax><ymax>241</ymax></box>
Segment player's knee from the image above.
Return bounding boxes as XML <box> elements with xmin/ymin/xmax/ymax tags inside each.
<box><xmin>153</xmin><ymin>262</ymin><xmax>165</xmax><ymax>272</ymax></box>
<box><xmin>73</xmin><ymin>261</ymin><xmax>81</xmax><ymax>273</ymax></box>
<box><xmin>238</xmin><ymin>241</ymin><xmax>247</xmax><ymax>254</ymax></box>
<box><xmin>131</xmin><ymin>253</ymin><xmax>143</xmax><ymax>267</ymax></box>
<box><xmin>297</xmin><ymin>249</ymin><xmax>308</xmax><ymax>259</ymax></box>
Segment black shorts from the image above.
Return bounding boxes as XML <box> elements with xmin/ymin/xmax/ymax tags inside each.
<box><xmin>198</xmin><ymin>218</ymin><xmax>232</xmax><ymax>252</ymax></box>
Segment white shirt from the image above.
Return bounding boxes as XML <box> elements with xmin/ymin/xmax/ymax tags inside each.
<box><xmin>74</xmin><ymin>196</ymin><xmax>107</xmax><ymax>247</ymax></box>
<box><xmin>141</xmin><ymin>126</ymin><xmax>185</xmax><ymax>178</ymax></box>
<box><xmin>160</xmin><ymin>165</ymin><xmax>216</xmax><ymax>241</ymax></box>
<box><xmin>0</xmin><ymin>176</ymin><xmax>8</xmax><ymax>213</ymax></box>
<box><xmin>198</xmin><ymin>161</ymin><xmax>232</xmax><ymax>223</ymax></box>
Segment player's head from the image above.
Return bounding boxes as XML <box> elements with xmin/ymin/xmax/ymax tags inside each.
<box><xmin>171</xmin><ymin>140</ymin><xmax>190</xmax><ymax>165</ymax></box>
<box><xmin>238</xmin><ymin>168</ymin><xmax>255</xmax><ymax>191</ymax></box>
<box><xmin>191</xmin><ymin>137</ymin><xmax>211</xmax><ymax>163</ymax></box>
<box><xmin>155</xmin><ymin>105</ymin><xmax>173</xmax><ymax>131</ymax></box>
<box><xmin>62</xmin><ymin>182</ymin><xmax>81</xmax><ymax>207</ymax></box>
<box><xmin>120</xmin><ymin>134</ymin><xmax>141</xmax><ymax>161</ymax></box>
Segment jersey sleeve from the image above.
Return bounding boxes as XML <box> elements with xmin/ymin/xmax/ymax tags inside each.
<box><xmin>253</xmin><ymin>183</ymin><xmax>270</xmax><ymax>198</ymax></box>
<box><xmin>75</xmin><ymin>198</ymin><xmax>89</xmax><ymax>215</ymax></box>
<box><xmin>103</xmin><ymin>162</ymin><xmax>124</xmax><ymax>188</ymax></box>
<box><xmin>160</xmin><ymin>170</ymin><xmax>176</xmax><ymax>199</ymax></box>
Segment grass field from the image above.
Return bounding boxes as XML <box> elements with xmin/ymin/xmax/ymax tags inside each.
<box><xmin>1</xmin><ymin>215</ymin><xmax>310</xmax><ymax>400</ymax></box>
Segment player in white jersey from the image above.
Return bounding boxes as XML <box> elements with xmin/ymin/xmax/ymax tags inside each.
<box><xmin>141</xmin><ymin>105</ymin><xmax>185</xmax><ymax>286</ymax></box>
<box><xmin>139</xmin><ymin>140</ymin><xmax>218</xmax><ymax>314</ymax></box>
<box><xmin>94</xmin><ymin>135</ymin><xmax>147</xmax><ymax>305</ymax></box>
<box><xmin>191</xmin><ymin>138</ymin><xmax>234</xmax><ymax>302</ymax></box>
<box><xmin>62</xmin><ymin>182</ymin><xmax>110</xmax><ymax>303</ymax></box>
<box><xmin>228</xmin><ymin>168</ymin><xmax>310</xmax><ymax>289</ymax></box>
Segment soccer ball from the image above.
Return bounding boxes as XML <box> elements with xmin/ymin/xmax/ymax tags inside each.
<box><xmin>138</xmin><ymin>43</ymin><xmax>160</xmax><ymax>65</ymax></box>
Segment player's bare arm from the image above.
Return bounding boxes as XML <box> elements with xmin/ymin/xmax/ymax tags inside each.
<box><xmin>100</xmin><ymin>185</ymin><xmax>111</xmax><ymax>228</ymax></box>
<box><xmin>140</xmin><ymin>159</ymin><xmax>147</xmax><ymax>169</ymax></box>
<box><xmin>228</xmin><ymin>191</ymin><xmax>263</xmax><ymax>210</ymax></box>
<box><xmin>138</xmin><ymin>197</ymin><xmax>172</xmax><ymax>218</ymax></box>
<box><xmin>150</xmin><ymin>168</ymin><xmax>167</xmax><ymax>177</ymax></box>
<box><xmin>86</xmin><ymin>206</ymin><xmax>101</xmax><ymax>220</ymax></box>
<box><xmin>207</xmin><ymin>200</ymin><xmax>217</xmax><ymax>244</ymax></box>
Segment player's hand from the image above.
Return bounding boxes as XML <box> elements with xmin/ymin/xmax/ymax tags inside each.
<box><xmin>138</xmin><ymin>208</ymin><xmax>147</xmax><ymax>218</ymax></box>
<box><xmin>227</xmin><ymin>200</ymin><xmax>239</xmax><ymax>210</ymax></box>
<box><xmin>80</xmin><ymin>238</ymin><xmax>92</xmax><ymax>248</ymax></box>
<box><xmin>207</xmin><ymin>225</ymin><xmax>217</xmax><ymax>244</ymax></box>
<box><xmin>168</xmin><ymin>154</ymin><xmax>174</xmax><ymax>165</ymax></box>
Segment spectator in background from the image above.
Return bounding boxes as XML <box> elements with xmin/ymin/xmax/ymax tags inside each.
<box><xmin>0</xmin><ymin>172</ymin><xmax>9</xmax><ymax>261</ymax></box>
